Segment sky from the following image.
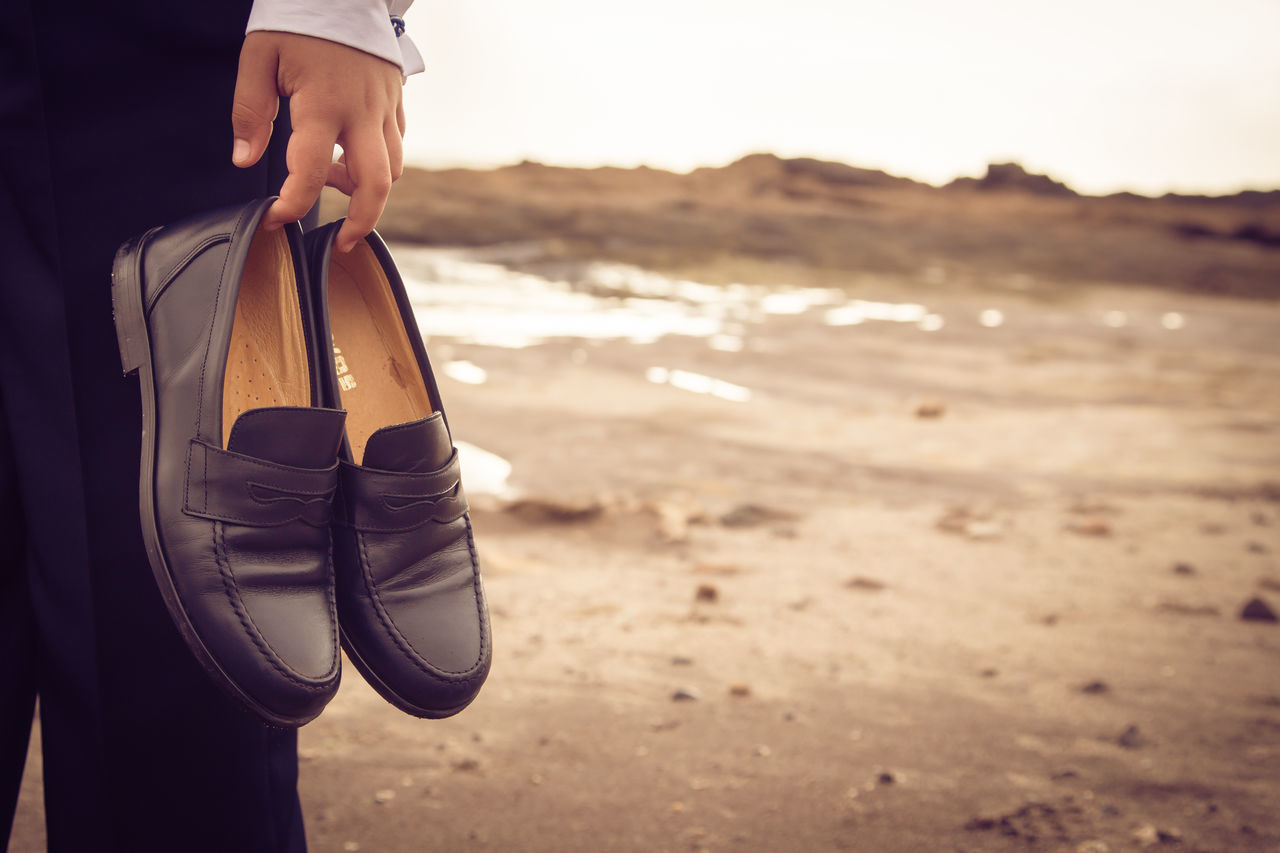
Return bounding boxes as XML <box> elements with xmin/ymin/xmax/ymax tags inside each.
<box><xmin>398</xmin><ymin>0</ymin><xmax>1280</xmax><ymax>196</ymax></box>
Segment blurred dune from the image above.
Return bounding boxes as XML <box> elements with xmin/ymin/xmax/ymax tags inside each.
<box><xmin>327</xmin><ymin>154</ymin><xmax>1280</xmax><ymax>299</ymax></box>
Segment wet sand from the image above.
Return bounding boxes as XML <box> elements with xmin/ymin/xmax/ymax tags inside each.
<box><xmin>12</xmin><ymin>247</ymin><xmax>1280</xmax><ymax>852</ymax></box>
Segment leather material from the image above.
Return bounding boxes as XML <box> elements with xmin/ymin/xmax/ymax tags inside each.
<box><xmin>113</xmin><ymin>198</ymin><xmax>345</xmax><ymax>726</ymax></box>
<box><xmin>306</xmin><ymin>223</ymin><xmax>492</xmax><ymax>718</ymax></box>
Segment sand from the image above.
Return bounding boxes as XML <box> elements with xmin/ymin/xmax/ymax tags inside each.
<box><xmin>12</xmin><ymin>241</ymin><xmax>1280</xmax><ymax>852</ymax></box>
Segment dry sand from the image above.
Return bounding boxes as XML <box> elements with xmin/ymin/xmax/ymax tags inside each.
<box><xmin>13</xmin><ymin>214</ymin><xmax>1280</xmax><ymax>852</ymax></box>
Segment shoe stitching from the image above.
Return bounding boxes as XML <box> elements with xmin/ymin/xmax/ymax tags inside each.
<box><xmin>146</xmin><ymin>233</ymin><xmax>232</xmax><ymax>313</ymax></box>
<box><xmin>214</xmin><ymin>520</ymin><xmax>338</xmax><ymax>690</ymax></box>
<box><xmin>356</xmin><ymin>524</ymin><xmax>489</xmax><ymax>683</ymax></box>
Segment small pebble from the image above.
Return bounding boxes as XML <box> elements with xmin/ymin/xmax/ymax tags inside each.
<box><xmin>373</xmin><ymin>789</ymin><xmax>395</xmax><ymax>805</ymax></box>
<box><xmin>694</xmin><ymin>584</ymin><xmax>719</xmax><ymax>603</ymax></box>
<box><xmin>1080</xmin><ymin>680</ymin><xmax>1110</xmax><ymax>695</ymax></box>
<box><xmin>1240</xmin><ymin>596</ymin><xmax>1278</xmax><ymax>623</ymax></box>
<box><xmin>1116</xmin><ymin>725</ymin><xmax>1147</xmax><ymax>749</ymax></box>
<box><xmin>877</xmin><ymin>771</ymin><xmax>895</xmax><ymax>785</ymax></box>
<box><xmin>1246</xmin><ymin>541</ymin><xmax>1270</xmax><ymax>554</ymax></box>
<box><xmin>1171</xmin><ymin>562</ymin><xmax>1196</xmax><ymax>576</ymax></box>
<box><xmin>845</xmin><ymin>576</ymin><xmax>886</xmax><ymax>592</ymax></box>
<box><xmin>1068</xmin><ymin>518</ymin><xmax>1112</xmax><ymax>536</ymax></box>
<box><xmin>728</xmin><ymin>683</ymin><xmax>752</xmax><ymax>697</ymax></box>
<box><xmin>672</xmin><ymin>687</ymin><xmax>701</xmax><ymax>702</ymax></box>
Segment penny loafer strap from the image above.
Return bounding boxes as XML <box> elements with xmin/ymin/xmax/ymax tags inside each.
<box><xmin>337</xmin><ymin>451</ymin><xmax>469</xmax><ymax>533</ymax></box>
<box><xmin>184</xmin><ymin>440</ymin><xmax>339</xmax><ymax>527</ymax></box>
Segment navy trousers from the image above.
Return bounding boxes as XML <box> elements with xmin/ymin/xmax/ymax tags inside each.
<box><xmin>2</xmin><ymin>2</ymin><xmax>308</xmax><ymax>850</ymax></box>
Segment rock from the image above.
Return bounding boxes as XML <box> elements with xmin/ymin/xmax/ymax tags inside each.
<box><xmin>503</xmin><ymin>497</ymin><xmax>603</xmax><ymax>524</ymax></box>
<box><xmin>1171</xmin><ymin>562</ymin><xmax>1196</xmax><ymax>576</ymax></box>
<box><xmin>844</xmin><ymin>576</ymin><xmax>886</xmax><ymax>592</ymax></box>
<box><xmin>1246</xmin><ymin>541</ymin><xmax>1270</xmax><ymax>554</ymax></box>
<box><xmin>936</xmin><ymin>506</ymin><xmax>1003</xmax><ymax>540</ymax></box>
<box><xmin>649</xmin><ymin>499</ymin><xmax>710</xmax><ymax>542</ymax></box>
<box><xmin>1132</xmin><ymin>824</ymin><xmax>1182</xmax><ymax>846</ymax></box>
<box><xmin>719</xmin><ymin>503</ymin><xmax>799</xmax><ymax>528</ymax></box>
<box><xmin>877</xmin><ymin>771</ymin><xmax>895</xmax><ymax>785</ymax></box>
<box><xmin>1076</xmin><ymin>841</ymin><xmax>1110</xmax><ymax>853</ymax></box>
<box><xmin>1240</xmin><ymin>596</ymin><xmax>1278</xmax><ymax>622</ymax></box>
<box><xmin>1080</xmin><ymin>680</ymin><xmax>1110</xmax><ymax>695</ymax></box>
<box><xmin>343</xmin><ymin>843</ymin><xmax>361</xmax><ymax>852</ymax></box>
<box><xmin>692</xmin><ymin>562</ymin><xmax>741</xmax><ymax>576</ymax></box>
<box><xmin>373</xmin><ymin>789</ymin><xmax>396</xmax><ymax>804</ymax></box>
<box><xmin>1068</xmin><ymin>518</ymin><xmax>1113</xmax><ymax>536</ymax></box>
<box><xmin>979</xmin><ymin>668</ymin><xmax>999</xmax><ymax>678</ymax></box>
<box><xmin>1116</xmin><ymin>725</ymin><xmax>1147</xmax><ymax>749</ymax></box>
<box><xmin>672</xmin><ymin>687</ymin><xmax>701</xmax><ymax>702</ymax></box>
<box><xmin>1133</xmin><ymin>825</ymin><xmax>1158</xmax><ymax>845</ymax></box>
<box><xmin>915</xmin><ymin>401</ymin><xmax>946</xmax><ymax>419</ymax></box>
<box><xmin>1052</xmin><ymin>769</ymin><xmax>1080</xmax><ymax>780</ymax></box>
<box><xmin>956</xmin><ymin>162</ymin><xmax>1077</xmax><ymax>197</ymax></box>
<box><xmin>671</xmin><ymin>655</ymin><xmax>695</xmax><ymax>666</ymax></box>
<box><xmin>754</xmin><ymin>744</ymin><xmax>771</xmax><ymax>757</ymax></box>
<box><xmin>452</xmin><ymin>758</ymin><xmax>480</xmax><ymax>772</ymax></box>
<box><xmin>694</xmin><ymin>583</ymin><xmax>719</xmax><ymax>603</ymax></box>
<box><xmin>728</xmin><ymin>683</ymin><xmax>752</xmax><ymax>697</ymax></box>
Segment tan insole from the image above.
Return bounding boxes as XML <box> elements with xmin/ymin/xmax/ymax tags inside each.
<box><xmin>327</xmin><ymin>241</ymin><xmax>434</xmax><ymax>464</ymax></box>
<box><xmin>221</xmin><ymin>226</ymin><xmax>311</xmax><ymax>448</ymax></box>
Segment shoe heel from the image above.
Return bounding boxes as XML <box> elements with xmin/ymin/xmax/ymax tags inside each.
<box><xmin>111</xmin><ymin>231</ymin><xmax>152</xmax><ymax>376</ymax></box>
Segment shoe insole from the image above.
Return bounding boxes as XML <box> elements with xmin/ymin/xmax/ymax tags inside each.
<box><xmin>221</xmin><ymin>225</ymin><xmax>311</xmax><ymax>448</ymax></box>
<box><xmin>326</xmin><ymin>241</ymin><xmax>434</xmax><ymax>465</ymax></box>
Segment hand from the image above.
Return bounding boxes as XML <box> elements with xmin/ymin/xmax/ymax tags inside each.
<box><xmin>231</xmin><ymin>31</ymin><xmax>406</xmax><ymax>253</ymax></box>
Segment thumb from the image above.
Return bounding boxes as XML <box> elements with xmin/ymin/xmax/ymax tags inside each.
<box><xmin>230</xmin><ymin>33</ymin><xmax>281</xmax><ymax>168</ymax></box>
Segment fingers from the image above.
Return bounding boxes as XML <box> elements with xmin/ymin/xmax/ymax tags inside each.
<box><xmin>231</xmin><ymin>34</ymin><xmax>281</xmax><ymax>168</ymax></box>
<box><xmin>385</xmin><ymin>117</ymin><xmax>404</xmax><ymax>181</ymax></box>
<box><xmin>325</xmin><ymin>154</ymin><xmax>355</xmax><ymax>195</ymax></box>
<box><xmin>334</xmin><ymin>125</ymin><xmax>392</xmax><ymax>253</ymax></box>
<box><xmin>264</xmin><ymin>122</ymin><xmax>337</xmax><ymax>229</ymax></box>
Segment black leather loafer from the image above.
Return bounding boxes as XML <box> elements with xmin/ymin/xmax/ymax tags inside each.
<box><xmin>306</xmin><ymin>222</ymin><xmax>491</xmax><ymax>718</ymax></box>
<box><xmin>112</xmin><ymin>198</ymin><xmax>345</xmax><ymax>727</ymax></box>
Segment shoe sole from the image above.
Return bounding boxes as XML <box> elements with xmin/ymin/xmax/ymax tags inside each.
<box><xmin>338</xmin><ymin>626</ymin><xmax>478</xmax><ymax>719</ymax></box>
<box><xmin>111</xmin><ymin>231</ymin><xmax>318</xmax><ymax>728</ymax></box>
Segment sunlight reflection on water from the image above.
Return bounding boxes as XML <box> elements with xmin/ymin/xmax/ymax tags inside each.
<box><xmin>645</xmin><ymin>367</ymin><xmax>752</xmax><ymax>403</ymax></box>
<box><xmin>392</xmin><ymin>245</ymin><xmax>947</xmax><ymax>348</ymax></box>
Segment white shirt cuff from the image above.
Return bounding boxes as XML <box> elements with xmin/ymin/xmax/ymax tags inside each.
<box><xmin>247</xmin><ymin>0</ymin><xmax>425</xmax><ymax>77</ymax></box>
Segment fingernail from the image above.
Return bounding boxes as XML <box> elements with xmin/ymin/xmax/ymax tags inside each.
<box><xmin>232</xmin><ymin>138</ymin><xmax>250</xmax><ymax>165</ymax></box>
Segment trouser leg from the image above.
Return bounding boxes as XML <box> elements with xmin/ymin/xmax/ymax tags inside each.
<box><xmin>0</xmin><ymin>403</ymin><xmax>36</xmax><ymax>851</ymax></box>
<box><xmin>2</xmin><ymin>1</ymin><xmax>310</xmax><ymax>849</ymax></box>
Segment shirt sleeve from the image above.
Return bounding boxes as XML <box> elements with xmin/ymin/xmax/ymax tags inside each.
<box><xmin>246</xmin><ymin>0</ymin><xmax>425</xmax><ymax>77</ymax></box>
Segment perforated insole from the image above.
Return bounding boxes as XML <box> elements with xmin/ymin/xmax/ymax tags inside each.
<box><xmin>221</xmin><ymin>226</ymin><xmax>311</xmax><ymax>448</ymax></box>
<box><xmin>327</xmin><ymin>243</ymin><xmax>433</xmax><ymax>464</ymax></box>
